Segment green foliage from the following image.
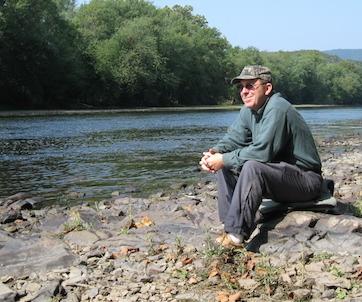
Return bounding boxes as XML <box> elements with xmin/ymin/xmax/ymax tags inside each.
<box><xmin>62</xmin><ymin>210</ymin><xmax>89</xmax><ymax>233</ymax></box>
<box><xmin>311</xmin><ymin>251</ymin><xmax>333</xmax><ymax>261</ymax></box>
<box><xmin>2</xmin><ymin>0</ymin><xmax>362</xmax><ymax>108</ymax></box>
<box><xmin>351</xmin><ymin>199</ymin><xmax>362</xmax><ymax>217</ymax></box>
<box><xmin>0</xmin><ymin>0</ymin><xmax>88</xmax><ymax>109</ymax></box>
<box><xmin>335</xmin><ymin>287</ymin><xmax>348</xmax><ymax>300</ymax></box>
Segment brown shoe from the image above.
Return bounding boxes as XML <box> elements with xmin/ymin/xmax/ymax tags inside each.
<box><xmin>215</xmin><ymin>233</ymin><xmax>244</xmax><ymax>248</ymax></box>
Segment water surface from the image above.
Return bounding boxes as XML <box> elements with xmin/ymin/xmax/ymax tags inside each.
<box><xmin>0</xmin><ymin>107</ymin><xmax>361</xmax><ymax>204</ymax></box>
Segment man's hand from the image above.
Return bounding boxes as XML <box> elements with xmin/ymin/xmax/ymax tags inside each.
<box><xmin>199</xmin><ymin>149</ymin><xmax>224</xmax><ymax>173</ymax></box>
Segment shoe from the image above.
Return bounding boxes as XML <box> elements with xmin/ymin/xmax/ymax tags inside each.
<box><xmin>215</xmin><ymin>233</ymin><xmax>244</xmax><ymax>247</ymax></box>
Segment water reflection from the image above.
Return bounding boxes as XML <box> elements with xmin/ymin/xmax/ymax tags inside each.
<box><xmin>0</xmin><ymin>107</ymin><xmax>361</xmax><ymax>203</ymax></box>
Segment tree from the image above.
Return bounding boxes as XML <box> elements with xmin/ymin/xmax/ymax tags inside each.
<box><xmin>0</xmin><ymin>0</ymin><xmax>87</xmax><ymax>108</ymax></box>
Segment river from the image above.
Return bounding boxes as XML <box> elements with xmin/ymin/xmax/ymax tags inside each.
<box><xmin>0</xmin><ymin>107</ymin><xmax>362</xmax><ymax>205</ymax></box>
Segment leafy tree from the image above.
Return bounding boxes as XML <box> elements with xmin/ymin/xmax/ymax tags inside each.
<box><xmin>0</xmin><ymin>0</ymin><xmax>86</xmax><ymax>108</ymax></box>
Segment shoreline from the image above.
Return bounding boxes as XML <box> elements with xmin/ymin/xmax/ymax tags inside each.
<box><xmin>0</xmin><ymin>104</ymin><xmax>346</xmax><ymax>118</ymax></box>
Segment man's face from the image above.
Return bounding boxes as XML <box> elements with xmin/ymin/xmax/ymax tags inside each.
<box><xmin>239</xmin><ymin>79</ymin><xmax>272</xmax><ymax>111</ymax></box>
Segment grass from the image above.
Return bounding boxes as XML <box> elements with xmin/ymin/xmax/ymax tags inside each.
<box><xmin>351</xmin><ymin>199</ymin><xmax>362</xmax><ymax>217</ymax></box>
<box><xmin>255</xmin><ymin>258</ymin><xmax>281</xmax><ymax>295</ymax></box>
<box><xmin>62</xmin><ymin>210</ymin><xmax>89</xmax><ymax>233</ymax></box>
<box><xmin>311</xmin><ymin>251</ymin><xmax>333</xmax><ymax>262</ymax></box>
<box><xmin>336</xmin><ymin>287</ymin><xmax>348</xmax><ymax>300</ymax></box>
<box><xmin>329</xmin><ymin>265</ymin><xmax>345</xmax><ymax>278</ymax></box>
<box><xmin>201</xmin><ymin>236</ymin><xmax>227</xmax><ymax>259</ymax></box>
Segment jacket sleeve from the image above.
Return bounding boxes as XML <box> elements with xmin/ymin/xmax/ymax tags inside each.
<box><xmin>222</xmin><ymin>108</ymin><xmax>289</xmax><ymax>170</ymax></box>
<box><xmin>212</xmin><ymin>111</ymin><xmax>252</xmax><ymax>153</ymax></box>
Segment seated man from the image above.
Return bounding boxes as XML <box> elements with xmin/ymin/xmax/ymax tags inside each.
<box><xmin>200</xmin><ymin>65</ymin><xmax>323</xmax><ymax>246</ymax></box>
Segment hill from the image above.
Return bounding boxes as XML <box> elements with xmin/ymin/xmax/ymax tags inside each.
<box><xmin>324</xmin><ymin>49</ymin><xmax>362</xmax><ymax>61</ymax></box>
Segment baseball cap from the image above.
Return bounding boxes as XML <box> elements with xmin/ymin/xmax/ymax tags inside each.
<box><xmin>231</xmin><ymin>65</ymin><xmax>272</xmax><ymax>84</ymax></box>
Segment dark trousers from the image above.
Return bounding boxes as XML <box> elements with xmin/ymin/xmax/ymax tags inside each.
<box><xmin>217</xmin><ymin>160</ymin><xmax>322</xmax><ymax>238</ymax></box>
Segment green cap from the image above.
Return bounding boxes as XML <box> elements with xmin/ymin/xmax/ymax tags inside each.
<box><xmin>231</xmin><ymin>65</ymin><xmax>272</xmax><ymax>84</ymax></box>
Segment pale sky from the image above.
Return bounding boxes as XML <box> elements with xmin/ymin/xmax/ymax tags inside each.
<box><xmin>76</xmin><ymin>0</ymin><xmax>362</xmax><ymax>52</ymax></box>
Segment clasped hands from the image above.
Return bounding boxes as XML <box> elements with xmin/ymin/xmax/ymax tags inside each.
<box><xmin>199</xmin><ymin>149</ymin><xmax>224</xmax><ymax>173</ymax></box>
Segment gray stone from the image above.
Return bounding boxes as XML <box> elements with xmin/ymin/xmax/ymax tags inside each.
<box><xmin>0</xmin><ymin>210</ymin><xmax>23</xmax><ymax>224</ymax></box>
<box><xmin>0</xmin><ymin>283</ymin><xmax>17</xmax><ymax>302</ymax></box>
<box><xmin>0</xmin><ymin>236</ymin><xmax>75</xmax><ymax>278</ymax></box>
<box><xmin>314</xmin><ymin>215</ymin><xmax>362</xmax><ymax>233</ymax></box>
<box><xmin>63</xmin><ymin>230</ymin><xmax>99</xmax><ymax>246</ymax></box>
<box><xmin>32</xmin><ymin>280</ymin><xmax>63</xmax><ymax>302</ymax></box>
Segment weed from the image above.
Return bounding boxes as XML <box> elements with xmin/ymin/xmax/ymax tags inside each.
<box><xmin>311</xmin><ymin>251</ymin><xmax>333</xmax><ymax>262</ymax></box>
<box><xmin>202</xmin><ymin>236</ymin><xmax>226</xmax><ymax>259</ymax></box>
<box><xmin>175</xmin><ymin>235</ymin><xmax>184</xmax><ymax>255</ymax></box>
<box><xmin>329</xmin><ymin>265</ymin><xmax>345</xmax><ymax>278</ymax></box>
<box><xmin>62</xmin><ymin>210</ymin><xmax>89</xmax><ymax>233</ymax></box>
<box><xmin>221</xmin><ymin>273</ymin><xmax>238</xmax><ymax>290</ymax></box>
<box><xmin>174</xmin><ymin>268</ymin><xmax>189</xmax><ymax>280</ymax></box>
<box><xmin>351</xmin><ymin>199</ymin><xmax>362</xmax><ymax>217</ymax></box>
<box><xmin>146</xmin><ymin>234</ymin><xmax>158</xmax><ymax>256</ymax></box>
<box><xmin>118</xmin><ymin>227</ymin><xmax>129</xmax><ymax>235</ymax></box>
<box><xmin>255</xmin><ymin>258</ymin><xmax>280</xmax><ymax>294</ymax></box>
<box><xmin>335</xmin><ymin>287</ymin><xmax>348</xmax><ymax>300</ymax></box>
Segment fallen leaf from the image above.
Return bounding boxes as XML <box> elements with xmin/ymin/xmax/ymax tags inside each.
<box><xmin>135</xmin><ymin>216</ymin><xmax>154</xmax><ymax>228</ymax></box>
<box><xmin>246</xmin><ymin>258</ymin><xmax>257</xmax><ymax>271</ymax></box>
<box><xmin>352</xmin><ymin>266</ymin><xmax>362</xmax><ymax>280</ymax></box>
<box><xmin>158</xmin><ymin>243</ymin><xmax>169</xmax><ymax>251</ymax></box>
<box><xmin>216</xmin><ymin>291</ymin><xmax>229</xmax><ymax>302</ymax></box>
<box><xmin>228</xmin><ymin>292</ymin><xmax>242</xmax><ymax>302</ymax></box>
<box><xmin>181</xmin><ymin>257</ymin><xmax>193</xmax><ymax>265</ymax></box>
<box><xmin>111</xmin><ymin>246</ymin><xmax>140</xmax><ymax>258</ymax></box>
<box><xmin>208</xmin><ymin>268</ymin><xmax>220</xmax><ymax>278</ymax></box>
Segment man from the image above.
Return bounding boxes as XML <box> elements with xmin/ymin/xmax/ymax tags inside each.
<box><xmin>200</xmin><ymin>65</ymin><xmax>322</xmax><ymax>246</ymax></box>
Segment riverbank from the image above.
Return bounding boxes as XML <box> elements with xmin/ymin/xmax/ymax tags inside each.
<box><xmin>0</xmin><ymin>137</ymin><xmax>362</xmax><ymax>301</ymax></box>
<box><xmin>0</xmin><ymin>104</ymin><xmax>343</xmax><ymax>118</ymax></box>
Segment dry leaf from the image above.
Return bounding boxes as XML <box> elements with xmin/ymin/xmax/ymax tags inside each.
<box><xmin>352</xmin><ymin>266</ymin><xmax>362</xmax><ymax>280</ymax></box>
<box><xmin>135</xmin><ymin>216</ymin><xmax>154</xmax><ymax>228</ymax></box>
<box><xmin>158</xmin><ymin>243</ymin><xmax>169</xmax><ymax>251</ymax></box>
<box><xmin>216</xmin><ymin>291</ymin><xmax>229</xmax><ymax>302</ymax></box>
<box><xmin>111</xmin><ymin>246</ymin><xmax>139</xmax><ymax>258</ymax></box>
<box><xmin>208</xmin><ymin>268</ymin><xmax>220</xmax><ymax>278</ymax></box>
<box><xmin>228</xmin><ymin>292</ymin><xmax>242</xmax><ymax>302</ymax></box>
<box><xmin>181</xmin><ymin>257</ymin><xmax>193</xmax><ymax>265</ymax></box>
<box><xmin>246</xmin><ymin>258</ymin><xmax>256</xmax><ymax>271</ymax></box>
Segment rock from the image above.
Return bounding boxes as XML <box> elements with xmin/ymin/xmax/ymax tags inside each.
<box><xmin>62</xmin><ymin>292</ymin><xmax>80</xmax><ymax>302</ymax></box>
<box><xmin>63</xmin><ymin>230</ymin><xmax>99</xmax><ymax>246</ymax></box>
<box><xmin>84</xmin><ymin>287</ymin><xmax>99</xmax><ymax>299</ymax></box>
<box><xmin>6</xmin><ymin>192</ymin><xmax>32</xmax><ymax>202</ymax></box>
<box><xmin>0</xmin><ymin>210</ymin><xmax>23</xmax><ymax>224</ymax></box>
<box><xmin>62</xmin><ymin>267</ymin><xmax>87</xmax><ymax>287</ymax></box>
<box><xmin>314</xmin><ymin>215</ymin><xmax>362</xmax><ymax>233</ymax></box>
<box><xmin>289</xmin><ymin>289</ymin><xmax>311</xmax><ymax>300</ymax></box>
<box><xmin>0</xmin><ymin>283</ymin><xmax>17</xmax><ymax>302</ymax></box>
<box><xmin>238</xmin><ymin>278</ymin><xmax>258</xmax><ymax>290</ymax></box>
<box><xmin>0</xmin><ymin>236</ymin><xmax>75</xmax><ymax>278</ymax></box>
<box><xmin>31</xmin><ymin>280</ymin><xmax>64</xmax><ymax>302</ymax></box>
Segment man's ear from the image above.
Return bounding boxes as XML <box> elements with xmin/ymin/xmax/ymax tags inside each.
<box><xmin>265</xmin><ymin>83</ymin><xmax>273</xmax><ymax>96</ymax></box>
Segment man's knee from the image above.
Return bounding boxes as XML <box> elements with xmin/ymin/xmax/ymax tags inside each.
<box><xmin>242</xmin><ymin>160</ymin><xmax>264</xmax><ymax>175</ymax></box>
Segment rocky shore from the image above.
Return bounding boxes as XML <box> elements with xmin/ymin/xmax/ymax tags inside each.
<box><xmin>1</xmin><ymin>136</ymin><xmax>362</xmax><ymax>302</ymax></box>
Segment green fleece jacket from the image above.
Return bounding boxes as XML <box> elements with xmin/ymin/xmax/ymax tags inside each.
<box><xmin>213</xmin><ymin>92</ymin><xmax>322</xmax><ymax>173</ymax></box>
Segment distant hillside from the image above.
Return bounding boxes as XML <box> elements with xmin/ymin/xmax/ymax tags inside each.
<box><xmin>324</xmin><ymin>49</ymin><xmax>362</xmax><ymax>62</ymax></box>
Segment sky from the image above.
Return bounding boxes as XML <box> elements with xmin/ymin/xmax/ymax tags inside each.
<box><xmin>76</xmin><ymin>0</ymin><xmax>362</xmax><ymax>52</ymax></box>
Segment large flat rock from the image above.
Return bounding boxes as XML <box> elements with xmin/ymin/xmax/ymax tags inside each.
<box><xmin>0</xmin><ymin>233</ymin><xmax>75</xmax><ymax>278</ymax></box>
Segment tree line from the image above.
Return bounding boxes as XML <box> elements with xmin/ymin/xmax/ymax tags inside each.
<box><xmin>1</xmin><ymin>0</ymin><xmax>362</xmax><ymax>109</ymax></box>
